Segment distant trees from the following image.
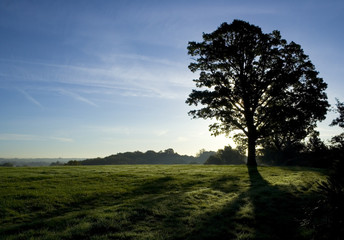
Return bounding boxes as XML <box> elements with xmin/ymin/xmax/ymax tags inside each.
<box><xmin>196</xmin><ymin>149</ymin><xmax>216</xmax><ymax>163</ymax></box>
<box><xmin>186</xmin><ymin>20</ymin><xmax>329</xmax><ymax>166</ymax></box>
<box><xmin>0</xmin><ymin>162</ymin><xmax>14</xmax><ymax>167</ymax></box>
<box><xmin>163</xmin><ymin>148</ymin><xmax>175</xmax><ymax>154</ymax></box>
<box><xmin>80</xmin><ymin>149</ymin><xmax>209</xmax><ymax>165</ymax></box>
<box><xmin>50</xmin><ymin>161</ymin><xmax>64</xmax><ymax>166</ymax></box>
<box><xmin>65</xmin><ymin>160</ymin><xmax>81</xmax><ymax>166</ymax></box>
<box><xmin>205</xmin><ymin>146</ymin><xmax>245</xmax><ymax>165</ymax></box>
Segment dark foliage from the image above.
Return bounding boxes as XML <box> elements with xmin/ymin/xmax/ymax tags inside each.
<box><xmin>299</xmin><ymin>102</ymin><xmax>344</xmax><ymax>238</ymax></box>
<box><xmin>303</xmin><ymin>160</ymin><xmax>344</xmax><ymax>239</ymax></box>
<box><xmin>205</xmin><ymin>146</ymin><xmax>245</xmax><ymax>165</ymax></box>
<box><xmin>331</xmin><ymin>133</ymin><xmax>344</xmax><ymax>149</ymax></box>
<box><xmin>258</xmin><ymin>141</ymin><xmax>306</xmax><ymax>166</ymax></box>
<box><xmin>258</xmin><ymin>130</ymin><xmax>336</xmax><ymax>168</ymax></box>
<box><xmin>186</xmin><ymin>19</ymin><xmax>329</xmax><ymax>166</ymax></box>
<box><xmin>259</xmin><ymin>139</ymin><xmax>340</xmax><ymax>169</ymax></box>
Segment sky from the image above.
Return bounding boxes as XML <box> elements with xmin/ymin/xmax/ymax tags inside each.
<box><xmin>0</xmin><ymin>0</ymin><xmax>343</xmax><ymax>158</ymax></box>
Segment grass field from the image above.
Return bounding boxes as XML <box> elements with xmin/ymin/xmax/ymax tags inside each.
<box><xmin>0</xmin><ymin>165</ymin><xmax>327</xmax><ymax>240</ymax></box>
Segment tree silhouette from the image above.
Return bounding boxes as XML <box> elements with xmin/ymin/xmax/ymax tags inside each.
<box><xmin>186</xmin><ymin>20</ymin><xmax>329</xmax><ymax>166</ymax></box>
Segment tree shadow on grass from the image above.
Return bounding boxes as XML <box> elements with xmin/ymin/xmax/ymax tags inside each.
<box><xmin>100</xmin><ymin>169</ymin><xmax>307</xmax><ymax>240</ymax></box>
<box><xmin>245</xmin><ymin>166</ymin><xmax>302</xmax><ymax>239</ymax></box>
<box><xmin>186</xmin><ymin>166</ymin><xmax>305</xmax><ymax>240</ymax></box>
<box><xmin>112</xmin><ymin>169</ymin><xmax>306</xmax><ymax>240</ymax></box>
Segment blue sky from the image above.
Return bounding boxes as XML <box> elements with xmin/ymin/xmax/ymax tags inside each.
<box><xmin>0</xmin><ymin>0</ymin><xmax>343</xmax><ymax>158</ymax></box>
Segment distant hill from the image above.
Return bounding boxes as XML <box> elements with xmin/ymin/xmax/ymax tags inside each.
<box><xmin>0</xmin><ymin>149</ymin><xmax>217</xmax><ymax>167</ymax></box>
<box><xmin>80</xmin><ymin>149</ymin><xmax>215</xmax><ymax>165</ymax></box>
<box><xmin>0</xmin><ymin>158</ymin><xmax>84</xmax><ymax>167</ymax></box>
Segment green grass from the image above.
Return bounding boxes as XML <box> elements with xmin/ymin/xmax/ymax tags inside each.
<box><xmin>0</xmin><ymin>165</ymin><xmax>327</xmax><ymax>240</ymax></box>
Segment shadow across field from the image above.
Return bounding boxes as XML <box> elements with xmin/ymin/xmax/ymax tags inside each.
<box><xmin>93</xmin><ymin>167</ymin><xmax>306</xmax><ymax>240</ymax></box>
<box><xmin>0</xmin><ymin>166</ymin><xmax>319</xmax><ymax>240</ymax></box>
<box><xmin>180</xmin><ymin>166</ymin><xmax>303</xmax><ymax>240</ymax></box>
<box><xmin>246</xmin><ymin>166</ymin><xmax>302</xmax><ymax>239</ymax></box>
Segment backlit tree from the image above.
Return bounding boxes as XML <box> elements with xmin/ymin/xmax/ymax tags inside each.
<box><xmin>186</xmin><ymin>20</ymin><xmax>329</xmax><ymax>166</ymax></box>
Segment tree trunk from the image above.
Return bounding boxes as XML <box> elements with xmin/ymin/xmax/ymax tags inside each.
<box><xmin>247</xmin><ymin>135</ymin><xmax>257</xmax><ymax>166</ymax></box>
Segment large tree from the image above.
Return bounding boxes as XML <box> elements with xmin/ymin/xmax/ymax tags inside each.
<box><xmin>186</xmin><ymin>20</ymin><xmax>329</xmax><ymax>166</ymax></box>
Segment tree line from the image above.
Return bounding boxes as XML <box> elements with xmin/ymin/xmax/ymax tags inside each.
<box><xmin>64</xmin><ymin>148</ymin><xmax>216</xmax><ymax>166</ymax></box>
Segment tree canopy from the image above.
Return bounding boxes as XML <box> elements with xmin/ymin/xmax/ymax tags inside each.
<box><xmin>186</xmin><ymin>20</ymin><xmax>329</xmax><ymax>166</ymax></box>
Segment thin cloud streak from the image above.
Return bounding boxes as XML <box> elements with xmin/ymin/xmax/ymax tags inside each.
<box><xmin>0</xmin><ymin>133</ymin><xmax>74</xmax><ymax>142</ymax></box>
<box><xmin>84</xmin><ymin>125</ymin><xmax>134</xmax><ymax>135</ymax></box>
<box><xmin>50</xmin><ymin>137</ymin><xmax>74</xmax><ymax>143</ymax></box>
<box><xmin>1</xmin><ymin>55</ymin><xmax>193</xmax><ymax>100</ymax></box>
<box><xmin>58</xmin><ymin>89</ymin><xmax>98</xmax><ymax>107</ymax></box>
<box><xmin>155</xmin><ymin>130</ymin><xmax>169</xmax><ymax>136</ymax></box>
<box><xmin>17</xmin><ymin>89</ymin><xmax>43</xmax><ymax>108</ymax></box>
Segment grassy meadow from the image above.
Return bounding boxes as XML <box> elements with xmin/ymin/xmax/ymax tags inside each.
<box><xmin>0</xmin><ymin>165</ymin><xmax>327</xmax><ymax>240</ymax></box>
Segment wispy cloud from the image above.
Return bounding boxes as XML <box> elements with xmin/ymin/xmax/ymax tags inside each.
<box><xmin>57</xmin><ymin>88</ymin><xmax>98</xmax><ymax>107</ymax></box>
<box><xmin>98</xmin><ymin>53</ymin><xmax>185</xmax><ymax>68</ymax></box>
<box><xmin>17</xmin><ymin>89</ymin><xmax>43</xmax><ymax>108</ymax></box>
<box><xmin>1</xmin><ymin>55</ymin><xmax>193</xmax><ymax>100</ymax></box>
<box><xmin>50</xmin><ymin>137</ymin><xmax>74</xmax><ymax>143</ymax></box>
<box><xmin>155</xmin><ymin>130</ymin><xmax>169</xmax><ymax>137</ymax></box>
<box><xmin>84</xmin><ymin>126</ymin><xmax>133</xmax><ymax>135</ymax></box>
<box><xmin>0</xmin><ymin>133</ymin><xmax>74</xmax><ymax>142</ymax></box>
